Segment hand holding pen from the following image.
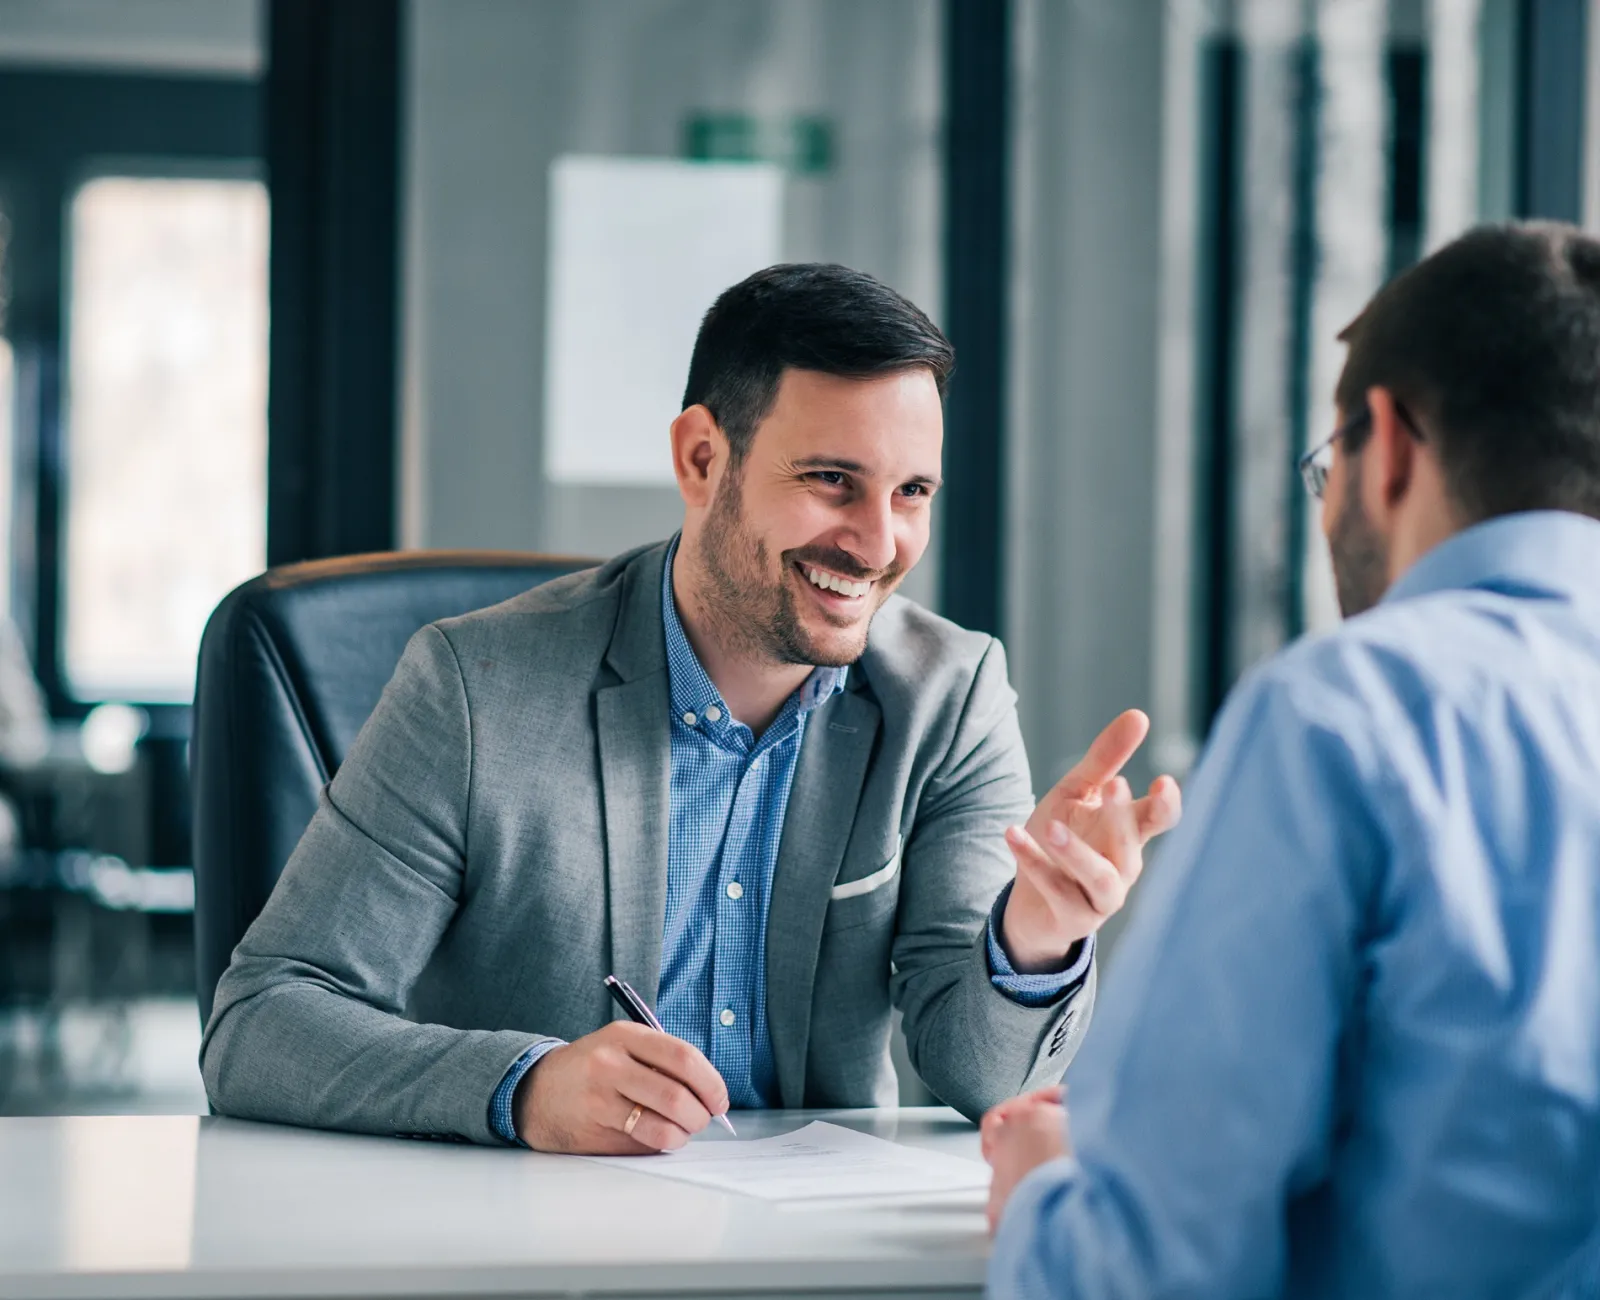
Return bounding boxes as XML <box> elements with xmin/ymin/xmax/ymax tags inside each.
<box><xmin>511</xmin><ymin>980</ymin><xmax>734</xmax><ymax>1154</ymax></box>
<box><xmin>604</xmin><ymin>976</ymin><xmax>737</xmax><ymax>1135</ymax></box>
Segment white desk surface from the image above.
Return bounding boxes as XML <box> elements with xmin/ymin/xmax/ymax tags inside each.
<box><xmin>0</xmin><ymin>1108</ymin><xmax>990</xmax><ymax>1299</ymax></box>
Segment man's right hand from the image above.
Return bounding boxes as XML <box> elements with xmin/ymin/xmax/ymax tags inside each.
<box><xmin>514</xmin><ymin>1021</ymin><xmax>731</xmax><ymax>1154</ymax></box>
<box><xmin>982</xmin><ymin>1086</ymin><xmax>1070</xmax><ymax>1234</ymax></box>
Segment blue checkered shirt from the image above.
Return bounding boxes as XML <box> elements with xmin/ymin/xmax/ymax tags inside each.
<box><xmin>488</xmin><ymin>540</ymin><xmax>1088</xmax><ymax>1142</ymax></box>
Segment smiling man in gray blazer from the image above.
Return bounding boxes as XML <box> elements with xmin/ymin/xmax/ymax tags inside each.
<box><xmin>201</xmin><ymin>264</ymin><xmax>1180</xmax><ymax>1152</ymax></box>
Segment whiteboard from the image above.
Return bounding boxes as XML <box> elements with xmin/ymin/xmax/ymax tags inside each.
<box><xmin>543</xmin><ymin>156</ymin><xmax>785</xmax><ymax>485</ymax></box>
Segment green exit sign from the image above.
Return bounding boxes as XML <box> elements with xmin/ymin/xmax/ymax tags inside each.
<box><xmin>683</xmin><ymin>113</ymin><xmax>834</xmax><ymax>175</ymax></box>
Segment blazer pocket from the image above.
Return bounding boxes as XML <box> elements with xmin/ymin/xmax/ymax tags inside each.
<box><xmin>823</xmin><ymin>838</ymin><xmax>902</xmax><ymax>935</ymax></box>
<box><xmin>830</xmin><ymin>836</ymin><xmax>902</xmax><ymax>901</ymax></box>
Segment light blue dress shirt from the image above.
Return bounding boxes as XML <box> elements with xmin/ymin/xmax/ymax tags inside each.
<box><xmin>489</xmin><ymin>539</ymin><xmax>1089</xmax><ymax>1141</ymax></box>
<box><xmin>652</xmin><ymin>543</ymin><xmax>847</xmax><ymax>1108</ymax></box>
<box><xmin>991</xmin><ymin>512</ymin><xmax>1600</xmax><ymax>1299</ymax></box>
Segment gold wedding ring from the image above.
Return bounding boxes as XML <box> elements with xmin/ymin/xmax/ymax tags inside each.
<box><xmin>623</xmin><ymin>1104</ymin><xmax>644</xmax><ymax>1136</ymax></box>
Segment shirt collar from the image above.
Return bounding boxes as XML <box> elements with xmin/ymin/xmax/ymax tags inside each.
<box><xmin>660</xmin><ymin>536</ymin><xmax>848</xmax><ymax>732</ymax></box>
<box><xmin>1383</xmin><ymin>510</ymin><xmax>1600</xmax><ymax>608</ymax></box>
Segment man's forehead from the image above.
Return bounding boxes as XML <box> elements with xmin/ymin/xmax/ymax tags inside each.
<box><xmin>762</xmin><ymin>370</ymin><xmax>942</xmax><ymax>464</ymax></box>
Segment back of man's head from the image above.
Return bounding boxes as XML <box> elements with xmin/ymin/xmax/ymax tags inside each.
<box><xmin>681</xmin><ymin>263</ymin><xmax>954</xmax><ymax>462</ymax></box>
<box><xmin>1336</xmin><ymin>221</ymin><xmax>1600</xmax><ymax>523</ymax></box>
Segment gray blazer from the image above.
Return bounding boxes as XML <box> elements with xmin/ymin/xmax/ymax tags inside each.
<box><xmin>201</xmin><ymin>542</ymin><xmax>1092</xmax><ymax>1143</ymax></box>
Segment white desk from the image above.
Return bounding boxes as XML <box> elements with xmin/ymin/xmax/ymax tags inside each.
<box><xmin>0</xmin><ymin>1109</ymin><xmax>990</xmax><ymax>1299</ymax></box>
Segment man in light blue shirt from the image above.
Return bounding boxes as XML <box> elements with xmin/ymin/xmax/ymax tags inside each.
<box><xmin>983</xmin><ymin>223</ymin><xmax>1600</xmax><ymax>1297</ymax></box>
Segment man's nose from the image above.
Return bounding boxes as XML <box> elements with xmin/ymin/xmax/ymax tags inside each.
<box><xmin>839</xmin><ymin>495</ymin><xmax>898</xmax><ymax>573</ymax></box>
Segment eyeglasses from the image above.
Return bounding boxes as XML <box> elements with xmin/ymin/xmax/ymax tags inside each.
<box><xmin>1297</xmin><ymin>401</ymin><xmax>1422</xmax><ymax>500</ymax></box>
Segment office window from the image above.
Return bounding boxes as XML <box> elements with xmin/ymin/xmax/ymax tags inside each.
<box><xmin>64</xmin><ymin>176</ymin><xmax>267</xmax><ymax>700</ymax></box>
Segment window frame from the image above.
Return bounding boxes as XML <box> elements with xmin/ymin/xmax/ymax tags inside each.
<box><xmin>0</xmin><ymin>70</ymin><xmax>258</xmax><ymax>870</ymax></box>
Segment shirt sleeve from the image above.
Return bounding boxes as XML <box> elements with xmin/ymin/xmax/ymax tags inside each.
<box><xmin>987</xmin><ymin>662</ymin><xmax>1387</xmax><ymax>1299</ymax></box>
<box><xmin>1535</xmin><ymin>1233</ymin><xmax>1600</xmax><ymax>1300</ymax></box>
<box><xmin>488</xmin><ymin>1039</ymin><xmax>567</xmax><ymax>1146</ymax></box>
<box><xmin>985</xmin><ymin>879</ymin><xmax>1095</xmax><ymax>1006</ymax></box>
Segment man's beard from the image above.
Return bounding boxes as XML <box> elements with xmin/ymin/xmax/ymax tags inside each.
<box><xmin>1329</xmin><ymin>469</ymin><xmax>1389</xmax><ymax>618</ymax></box>
<box><xmin>694</xmin><ymin>469</ymin><xmax>900</xmax><ymax>668</ymax></box>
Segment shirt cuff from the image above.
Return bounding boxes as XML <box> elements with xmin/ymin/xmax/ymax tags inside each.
<box><xmin>986</xmin><ymin>880</ymin><xmax>1096</xmax><ymax>1007</ymax></box>
<box><xmin>489</xmin><ymin>1039</ymin><xmax>566</xmax><ymax>1146</ymax></box>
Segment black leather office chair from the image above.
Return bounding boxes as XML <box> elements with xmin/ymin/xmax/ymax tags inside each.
<box><xmin>190</xmin><ymin>550</ymin><xmax>593</xmax><ymax>1024</ymax></box>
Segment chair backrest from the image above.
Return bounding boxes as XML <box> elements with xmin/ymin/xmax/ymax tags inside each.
<box><xmin>190</xmin><ymin>550</ymin><xmax>593</xmax><ymax>1023</ymax></box>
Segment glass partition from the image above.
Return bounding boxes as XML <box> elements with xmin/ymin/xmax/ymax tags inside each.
<box><xmin>401</xmin><ymin>0</ymin><xmax>944</xmax><ymax>605</ymax></box>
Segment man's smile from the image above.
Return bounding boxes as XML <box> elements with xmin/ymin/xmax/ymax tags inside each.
<box><xmin>794</xmin><ymin>559</ymin><xmax>874</xmax><ymax>609</ymax></box>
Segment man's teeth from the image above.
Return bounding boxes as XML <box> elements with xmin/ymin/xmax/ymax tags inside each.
<box><xmin>805</xmin><ymin>566</ymin><xmax>871</xmax><ymax>598</ymax></box>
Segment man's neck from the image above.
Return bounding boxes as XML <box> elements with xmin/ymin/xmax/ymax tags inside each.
<box><xmin>671</xmin><ymin>553</ymin><xmax>812</xmax><ymax>737</ymax></box>
<box><xmin>1387</xmin><ymin>469</ymin><xmax>1467</xmax><ymax>589</ymax></box>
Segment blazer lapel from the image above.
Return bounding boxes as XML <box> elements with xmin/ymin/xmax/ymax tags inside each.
<box><xmin>766</xmin><ymin>684</ymin><xmax>881</xmax><ymax>1107</ymax></box>
<box><xmin>597</xmin><ymin>546</ymin><xmax>672</xmax><ymax>1003</ymax></box>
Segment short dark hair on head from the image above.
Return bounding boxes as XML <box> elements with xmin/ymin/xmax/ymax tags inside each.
<box><xmin>1335</xmin><ymin>221</ymin><xmax>1600</xmax><ymax>523</ymax></box>
<box><xmin>681</xmin><ymin>263</ymin><xmax>955</xmax><ymax>459</ymax></box>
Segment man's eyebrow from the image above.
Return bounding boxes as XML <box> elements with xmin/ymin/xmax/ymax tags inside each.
<box><xmin>791</xmin><ymin>455</ymin><xmax>943</xmax><ymax>488</ymax></box>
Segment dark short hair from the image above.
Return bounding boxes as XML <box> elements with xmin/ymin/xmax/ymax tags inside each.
<box><xmin>1335</xmin><ymin>221</ymin><xmax>1600</xmax><ymax>522</ymax></box>
<box><xmin>681</xmin><ymin>263</ymin><xmax>955</xmax><ymax>460</ymax></box>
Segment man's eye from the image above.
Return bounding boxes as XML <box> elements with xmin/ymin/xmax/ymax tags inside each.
<box><xmin>810</xmin><ymin>471</ymin><xmax>846</xmax><ymax>487</ymax></box>
<box><xmin>900</xmin><ymin>484</ymin><xmax>927</xmax><ymax>499</ymax></box>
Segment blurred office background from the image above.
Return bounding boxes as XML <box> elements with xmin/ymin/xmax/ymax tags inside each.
<box><xmin>0</xmin><ymin>0</ymin><xmax>1589</xmax><ymax>1114</ymax></box>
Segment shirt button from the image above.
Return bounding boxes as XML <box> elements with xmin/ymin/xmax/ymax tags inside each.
<box><xmin>705</xmin><ymin>705</ymin><xmax>723</xmax><ymax>723</ymax></box>
<box><xmin>726</xmin><ymin>880</ymin><xmax>743</xmax><ymax>901</ymax></box>
<box><xmin>719</xmin><ymin>1008</ymin><xmax>736</xmax><ymax>1028</ymax></box>
<box><xmin>681</xmin><ymin>711</ymin><xmax>697</xmax><ymax>726</ymax></box>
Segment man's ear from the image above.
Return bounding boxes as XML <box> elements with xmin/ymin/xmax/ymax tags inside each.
<box><xmin>1363</xmin><ymin>385</ymin><xmax>1417</xmax><ymax>516</ymax></box>
<box><xmin>670</xmin><ymin>405</ymin><xmax>725</xmax><ymax>509</ymax></box>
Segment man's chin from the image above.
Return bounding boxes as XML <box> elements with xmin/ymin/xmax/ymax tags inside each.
<box><xmin>789</xmin><ymin>618</ymin><xmax>871</xmax><ymax>668</ymax></box>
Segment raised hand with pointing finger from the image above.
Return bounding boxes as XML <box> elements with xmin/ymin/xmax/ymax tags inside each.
<box><xmin>998</xmin><ymin>709</ymin><xmax>1182</xmax><ymax>972</ymax></box>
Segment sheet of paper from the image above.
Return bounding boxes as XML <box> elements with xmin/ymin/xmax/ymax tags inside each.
<box><xmin>578</xmin><ymin>1121</ymin><xmax>990</xmax><ymax>1202</ymax></box>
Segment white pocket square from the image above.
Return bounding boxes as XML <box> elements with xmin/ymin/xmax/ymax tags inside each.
<box><xmin>830</xmin><ymin>837</ymin><xmax>902</xmax><ymax>901</ymax></box>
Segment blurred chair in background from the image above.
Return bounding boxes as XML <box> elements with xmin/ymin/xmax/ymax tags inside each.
<box><xmin>0</xmin><ymin>615</ymin><xmax>49</xmax><ymax>865</ymax></box>
<box><xmin>0</xmin><ymin>613</ymin><xmax>147</xmax><ymax>1108</ymax></box>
